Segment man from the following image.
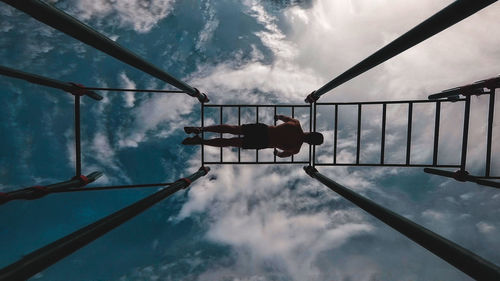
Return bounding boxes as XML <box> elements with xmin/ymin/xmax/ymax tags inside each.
<box><xmin>182</xmin><ymin>114</ymin><xmax>323</xmax><ymax>158</ymax></box>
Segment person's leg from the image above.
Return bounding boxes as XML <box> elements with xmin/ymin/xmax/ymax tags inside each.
<box><xmin>203</xmin><ymin>137</ymin><xmax>243</xmax><ymax>148</ymax></box>
<box><xmin>203</xmin><ymin>124</ymin><xmax>242</xmax><ymax>135</ymax></box>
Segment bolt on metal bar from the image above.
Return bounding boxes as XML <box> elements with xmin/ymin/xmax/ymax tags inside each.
<box><xmin>356</xmin><ymin>104</ymin><xmax>362</xmax><ymax>164</ymax></box>
<box><xmin>0</xmin><ymin>65</ymin><xmax>102</xmax><ymax>100</ymax></box>
<box><xmin>304</xmin><ymin>166</ymin><xmax>500</xmax><ymax>280</ymax></box>
<box><xmin>381</xmin><ymin>104</ymin><xmax>386</xmax><ymax>165</ymax></box>
<box><xmin>74</xmin><ymin>95</ymin><xmax>82</xmax><ymax>177</ymax></box>
<box><xmin>334</xmin><ymin>104</ymin><xmax>338</xmax><ymax>164</ymax></box>
<box><xmin>305</xmin><ymin>0</ymin><xmax>497</xmax><ymax>102</ymax></box>
<box><xmin>0</xmin><ymin>172</ymin><xmax>102</xmax><ymax>204</ymax></box>
<box><xmin>0</xmin><ymin>167</ymin><xmax>209</xmax><ymax>281</ymax></box>
<box><xmin>406</xmin><ymin>102</ymin><xmax>413</xmax><ymax>165</ymax></box>
<box><xmin>433</xmin><ymin>101</ymin><xmax>441</xmax><ymax>166</ymax></box>
<box><xmin>424</xmin><ymin>168</ymin><xmax>500</xmax><ymax>189</ymax></box>
<box><xmin>460</xmin><ymin>95</ymin><xmax>471</xmax><ymax>171</ymax></box>
<box><xmin>485</xmin><ymin>90</ymin><xmax>495</xmax><ymax>177</ymax></box>
<box><xmin>2</xmin><ymin>0</ymin><xmax>208</xmax><ymax>102</ymax></box>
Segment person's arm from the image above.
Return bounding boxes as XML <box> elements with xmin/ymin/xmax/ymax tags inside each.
<box><xmin>274</xmin><ymin>114</ymin><xmax>296</xmax><ymax>123</ymax></box>
<box><xmin>274</xmin><ymin>149</ymin><xmax>293</xmax><ymax>158</ymax></box>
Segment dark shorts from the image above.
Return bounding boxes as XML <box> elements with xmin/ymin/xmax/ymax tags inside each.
<box><xmin>242</xmin><ymin>123</ymin><xmax>269</xmax><ymax>149</ymax></box>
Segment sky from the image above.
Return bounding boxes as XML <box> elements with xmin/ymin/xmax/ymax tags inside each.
<box><xmin>0</xmin><ymin>0</ymin><xmax>500</xmax><ymax>280</ymax></box>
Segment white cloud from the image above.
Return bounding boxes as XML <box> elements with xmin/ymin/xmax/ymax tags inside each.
<box><xmin>118</xmin><ymin>72</ymin><xmax>137</xmax><ymax>108</ymax></box>
<box><xmin>73</xmin><ymin>0</ymin><xmax>176</xmax><ymax>33</ymax></box>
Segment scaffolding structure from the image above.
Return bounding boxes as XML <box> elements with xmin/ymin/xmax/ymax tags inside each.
<box><xmin>1</xmin><ymin>0</ymin><xmax>499</xmax><ymax>280</ymax></box>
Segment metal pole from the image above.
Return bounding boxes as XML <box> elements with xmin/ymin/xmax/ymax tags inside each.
<box><xmin>305</xmin><ymin>0</ymin><xmax>497</xmax><ymax>102</ymax></box>
<box><xmin>74</xmin><ymin>95</ymin><xmax>82</xmax><ymax>176</ymax></box>
<box><xmin>424</xmin><ymin>168</ymin><xmax>500</xmax><ymax>189</ymax></box>
<box><xmin>485</xmin><ymin>91</ymin><xmax>495</xmax><ymax>177</ymax></box>
<box><xmin>406</xmin><ymin>102</ymin><xmax>413</xmax><ymax>165</ymax></box>
<box><xmin>380</xmin><ymin>104</ymin><xmax>386</xmax><ymax>165</ymax></box>
<box><xmin>460</xmin><ymin>95</ymin><xmax>471</xmax><ymax>171</ymax></box>
<box><xmin>0</xmin><ymin>65</ymin><xmax>102</xmax><ymax>100</ymax></box>
<box><xmin>2</xmin><ymin>0</ymin><xmax>208</xmax><ymax>103</ymax></box>
<box><xmin>0</xmin><ymin>172</ymin><xmax>102</xmax><ymax>204</ymax></box>
<box><xmin>304</xmin><ymin>166</ymin><xmax>500</xmax><ymax>280</ymax></box>
<box><xmin>0</xmin><ymin>167</ymin><xmax>209</xmax><ymax>281</ymax></box>
<box><xmin>433</xmin><ymin>101</ymin><xmax>441</xmax><ymax>166</ymax></box>
<box><xmin>356</xmin><ymin>104</ymin><xmax>361</xmax><ymax>165</ymax></box>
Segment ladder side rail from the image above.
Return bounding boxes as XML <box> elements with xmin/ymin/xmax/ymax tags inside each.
<box><xmin>304</xmin><ymin>166</ymin><xmax>500</xmax><ymax>280</ymax></box>
<box><xmin>1</xmin><ymin>0</ymin><xmax>208</xmax><ymax>102</ymax></box>
<box><xmin>0</xmin><ymin>168</ymin><xmax>209</xmax><ymax>281</ymax></box>
<box><xmin>305</xmin><ymin>0</ymin><xmax>497</xmax><ymax>103</ymax></box>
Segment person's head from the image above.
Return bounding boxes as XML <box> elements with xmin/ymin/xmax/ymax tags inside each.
<box><xmin>304</xmin><ymin>132</ymin><xmax>324</xmax><ymax>145</ymax></box>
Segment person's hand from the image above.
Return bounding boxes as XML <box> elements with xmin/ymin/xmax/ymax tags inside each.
<box><xmin>274</xmin><ymin>115</ymin><xmax>280</xmax><ymax>121</ymax></box>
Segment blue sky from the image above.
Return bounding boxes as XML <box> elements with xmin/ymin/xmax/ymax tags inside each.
<box><xmin>1</xmin><ymin>0</ymin><xmax>500</xmax><ymax>280</ymax></box>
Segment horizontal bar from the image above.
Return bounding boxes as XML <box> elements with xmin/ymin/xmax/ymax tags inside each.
<box><xmin>0</xmin><ymin>167</ymin><xmax>210</xmax><ymax>281</ymax></box>
<box><xmin>204</xmin><ymin>104</ymin><xmax>310</xmax><ymax>108</ymax></box>
<box><xmin>82</xmin><ymin>87</ymin><xmax>185</xmax><ymax>93</ymax></box>
<box><xmin>304</xmin><ymin>166</ymin><xmax>500</xmax><ymax>280</ymax></box>
<box><xmin>0</xmin><ymin>65</ymin><xmax>102</xmax><ymax>100</ymax></box>
<box><xmin>314</xmin><ymin>163</ymin><xmax>461</xmax><ymax>167</ymax></box>
<box><xmin>204</xmin><ymin>161</ymin><xmax>309</xmax><ymax>165</ymax></box>
<box><xmin>308</xmin><ymin>0</ymin><xmax>497</xmax><ymax>102</ymax></box>
<box><xmin>0</xmin><ymin>172</ymin><xmax>103</xmax><ymax>204</ymax></box>
<box><xmin>429</xmin><ymin>75</ymin><xmax>500</xmax><ymax>100</ymax></box>
<box><xmin>317</xmin><ymin>98</ymin><xmax>466</xmax><ymax>106</ymax></box>
<box><xmin>424</xmin><ymin>168</ymin><xmax>500</xmax><ymax>189</ymax></box>
<box><xmin>51</xmin><ymin>182</ymin><xmax>173</xmax><ymax>193</ymax></box>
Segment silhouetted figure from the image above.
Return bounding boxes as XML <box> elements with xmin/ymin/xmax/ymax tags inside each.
<box><xmin>183</xmin><ymin>114</ymin><xmax>323</xmax><ymax>158</ymax></box>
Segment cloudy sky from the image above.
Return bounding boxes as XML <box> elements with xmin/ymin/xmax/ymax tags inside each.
<box><xmin>0</xmin><ymin>0</ymin><xmax>499</xmax><ymax>280</ymax></box>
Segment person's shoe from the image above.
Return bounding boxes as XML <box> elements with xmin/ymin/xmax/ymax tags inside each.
<box><xmin>182</xmin><ymin>135</ymin><xmax>202</xmax><ymax>145</ymax></box>
<box><xmin>184</xmin><ymin>126</ymin><xmax>202</xmax><ymax>134</ymax></box>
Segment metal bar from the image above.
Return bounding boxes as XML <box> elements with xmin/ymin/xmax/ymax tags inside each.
<box><xmin>201</xmin><ymin>102</ymin><xmax>205</xmax><ymax>166</ymax></box>
<box><xmin>429</xmin><ymin>75</ymin><xmax>500</xmax><ymax>100</ymax></box>
<box><xmin>204</xmin><ymin>161</ymin><xmax>310</xmax><ymax>165</ymax></box>
<box><xmin>0</xmin><ymin>65</ymin><xmax>102</xmax><ymax>100</ymax></box>
<box><xmin>381</xmin><ymin>104</ymin><xmax>386</xmax><ymax>165</ymax></box>
<box><xmin>424</xmin><ymin>168</ymin><xmax>500</xmax><ymax>189</ymax></box>
<box><xmin>2</xmin><ymin>0</ymin><xmax>207</xmax><ymax>102</ymax></box>
<box><xmin>274</xmin><ymin>106</ymin><xmax>277</xmax><ymax>163</ymax></box>
<box><xmin>317</xmin><ymin>163</ymin><xmax>463</xmax><ymax>167</ymax></box>
<box><xmin>433</xmin><ymin>101</ymin><xmax>441</xmax><ymax>166</ymax></box>
<box><xmin>309</xmin><ymin>103</ymin><xmax>312</xmax><ymax>165</ymax></box>
<box><xmin>313</xmin><ymin>102</ymin><xmax>317</xmax><ymax>166</ymax></box>
<box><xmin>256</xmin><ymin>106</ymin><xmax>259</xmax><ymax>162</ymax></box>
<box><xmin>460</xmin><ymin>95</ymin><xmax>471</xmax><ymax>171</ymax></box>
<box><xmin>238</xmin><ymin>106</ymin><xmax>241</xmax><ymax>163</ymax></box>
<box><xmin>205</xmin><ymin>104</ymin><xmax>310</xmax><ymax>108</ymax></box>
<box><xmin>304</xmin><ymin>166</ymin><xmax>500</xmax><ymax>280</ymax></box>
<box><xmin>334</xmin><ymin>104</ymin><xmax>338</xmax><ymax>164</ymax></box>
<box><xmin>316</xmin><ymin>99</ymin><xmax>466</xmax><ymax>105</ymax></box>
<box><xmin>0</xmin><ymin>172</ymin><xmax>102</xmax><ymax>205</ymax></box>
<box><xmin>78</xmin><ymin>87</ymin><xmax>184</xmax><ymax>93</ymax></box>
<box><xmin>356</xmin><ymin>104</ymin><xmax>362</xmax><ymax>164</ymax></box>
<box><xmin>50</xmin><ymin>182</ymin><xmax>173</xmax><ymax>193</ymax></box>
<box><xmin>406</xmin><ymin>102</ymin><xmax>413</xmax><ymax>165</ymax></box>
<box><xmin>485</xmin><ymin>91</ymin><xmax>495</xmax><ymax>177</ymax></box>
<box><xmin>0</xmin><ymin>168</ymin><xmax>209</xmax><ymax>281</ymax></box>
<box><xmin>74</xmin><ymin>95</ymin><xmax>82</xmax><ymax>177</ymax></box>
<box><xmin>291</xmin><ymin>107</ymin><xmax>295</xmax><ymax>163</ymax></box>
<box><xmin>220</xmin><ymin>106</ymin><xmax>223</xmax><ymax>162</ymax></box>
<box><xmin>307</xmin><ymin>0</ymin><xmax>497</xmax><ymax>102</ymax></box>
